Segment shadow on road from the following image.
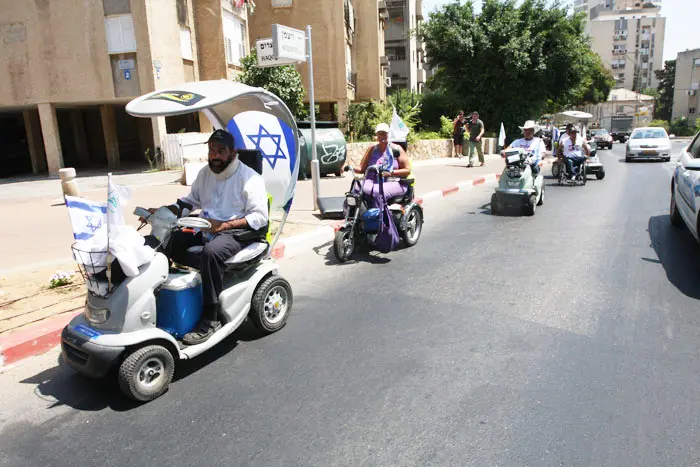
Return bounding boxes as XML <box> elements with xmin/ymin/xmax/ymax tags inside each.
<box><xmin>18</xmin><ymin>321</ymin><xmax>266</xmax><ymax>412</ymax></box>
<box><xmin>648</xmin><ymin>214</ymin><xmax>700</xmax><ymax>300</ymax></box>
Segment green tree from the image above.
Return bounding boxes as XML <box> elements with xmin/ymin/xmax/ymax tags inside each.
<box><xmin>654</xmin><ymin>59</ymin><xmax>675</xmax><ymax>121</ymax></box>
<box><xmin>419</xmin><ymin>0</ymin><xmax>613</xmax><ymax>139</ymax></box>
<box><xmin>237</xmin><ymin>51</ymin><xmax>307</xmax><ymax>120</ymax></box>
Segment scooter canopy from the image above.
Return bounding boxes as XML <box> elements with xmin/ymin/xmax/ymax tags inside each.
<box><xmin>126</xmin><ymin>80</ymin><xmax>300</xmax><ymax>214</ymax></box>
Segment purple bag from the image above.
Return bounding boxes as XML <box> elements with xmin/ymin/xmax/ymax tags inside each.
<box><xmin>372</xmin><ymin>175</ymin><xmax>400</xmax><ymax>253</ymax></box>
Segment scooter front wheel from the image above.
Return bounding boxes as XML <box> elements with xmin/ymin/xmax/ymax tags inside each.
<box><xmin>118</xmin><ymin>345</ymin><xmax>175</xmax><ymax>402</ymax></box>
<box><xmin>333</xmin><ymin>228</ymin><xmax>355</xmax><ymax>263</ymax></box>
<box><xmin>249</xmin><ymin>276</ymin><xmax>293</xmax><ymax>334</ymax></box>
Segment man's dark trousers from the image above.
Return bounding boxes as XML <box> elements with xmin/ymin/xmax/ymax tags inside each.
<box><xmin>168</xmin><ymin>230</ymin><xmax>243</xmax><ymax>321</ymax></box>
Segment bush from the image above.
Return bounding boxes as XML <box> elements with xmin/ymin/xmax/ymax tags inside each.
<box><xmin>415</xmin><ymin>131</ymin><xmax>444</xmax><ymax>140</ymax></box>
<box><xmin>649</xmin><ymin>120</ymin><xmax>669</xmax><ymax>131</ymax></box>
<box><xmin>439</xmin><ymin>116</ymin><xmax>453</xmax><ymax>138</ymax></box>
<box><xmin>669</xmin><ymin>117</ymin><xmax>696</xmax><ymax>137</ymax></box>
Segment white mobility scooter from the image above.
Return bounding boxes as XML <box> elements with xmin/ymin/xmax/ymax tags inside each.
<box><xmin>61</xmin><ymin>80</ymin><xmax>300</xmax><ymax>401</ymax></box>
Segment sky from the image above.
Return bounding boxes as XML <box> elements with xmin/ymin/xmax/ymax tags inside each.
<box><xmin>422</xmin><ymin>0</ymin><xmax>697</xmax><ymax>62</ymax></box>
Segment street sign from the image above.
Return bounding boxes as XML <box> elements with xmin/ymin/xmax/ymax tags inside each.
<box><xmin>272</xmin><ymin>24</ymin><xmax>307</xmax><ymax>63</ymax></box>
<box><xmin>118</xmin><ymin>59</ymin><xmax>135</xmax><ymax>70</ymax></box>
<box><xmin>256</xmin><ymin>38</ymin><xmax>299</xmax><ymax>68</ymax></box>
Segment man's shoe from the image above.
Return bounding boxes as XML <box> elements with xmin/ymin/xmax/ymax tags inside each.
<box><xmin>183</xmin><ymin>319</ymin><xmax>222</xmax><ymax>345</ymax></box>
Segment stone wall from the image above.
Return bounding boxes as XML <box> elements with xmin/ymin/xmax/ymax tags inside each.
<box><xmin>345</xmin><ymin>137</ymin><xmax>498</xmax><ymax>166</ymax></box>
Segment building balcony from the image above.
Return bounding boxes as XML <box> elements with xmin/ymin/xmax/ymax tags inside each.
<box><xmin>417</xmin><ymin>68</ymin><xmax>426</xmax><ymax>83</ymax></box>
<box><xmin>378</xmin><ymin>0</ymin><xmax>389</xmax><ymax>19</ymax></box>
<box><xmin>613</xmin><ymin>49</ymin><xmax>627</xmax><ymax>55</ymax></box>
<box><xmin>416</xmin><ymin>0</ymin><xmax>424</xmax><ymax>20</ymax></box>
<box><xmin>380</xmin><ymin>55</ymin><xmax>390</xmax><ymax>67</ymax></box>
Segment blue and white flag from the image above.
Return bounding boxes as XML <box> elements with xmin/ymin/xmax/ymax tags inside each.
<box><xmin>389</xmin><ymin>108</ymin><xmax>410</xmax><ymax>143</ymax></box>
<box><xmin>107</xmin><ymin>175</ymin><xmax>132</xmax><ymax>226</ymax></box>
<box><xmin>65</xmin><ymin>196</ymin><xmax>108</xmax><ymax>243</ymax></box>
<box><xmin>227</xmin><ymin>110</ymin><xmax>299</xmax><ymax>213</ymax></box>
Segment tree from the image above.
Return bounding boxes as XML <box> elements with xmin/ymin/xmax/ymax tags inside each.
<box><xmin>419</xmin><ymin>0</ymin><xmax>614</xmax><ymax>139</ymax></box>
<box><xmin>237</xmin><ymin>51</ymin><xmax>307</xmax><ymax>120</ymax></box>
<box><xmin>654</xmin><ymin>59</ymin><xmax>675</xmax><ymax>121</ymax></box>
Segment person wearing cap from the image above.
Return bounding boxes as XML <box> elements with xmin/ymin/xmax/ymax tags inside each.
<box><xmin>142</xmin><ymin>129</ymin><xmax>268</xmax><ymax>345</ymax></box>
<box><xmin>500</xmin><ymin>120</ymin><xmax>545</xmax><ymax>175</ymax></box>
<box><xmin>354</xmin><ymin>123</ymin><xmax>413</xmax><ymax>202</ymax></box>
<box><xmin>557</xmin><ymin>125</ymin><xmax>590</xmax><ymax>180</ymax></box>
<box><xmin>465</xmin><ymin>111</ymin><xmax>485</xmax><ymax>167</ymax></box>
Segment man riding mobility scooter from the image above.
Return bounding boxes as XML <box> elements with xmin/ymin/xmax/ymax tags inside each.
<box><xmin>60</xmin><ymin>80</ymin><xmax>301</xmax><ymax>401</ymax></box>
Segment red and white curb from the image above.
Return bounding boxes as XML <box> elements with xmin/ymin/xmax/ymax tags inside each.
<box><xmin>0</xmin><ymin>164</ymin><xmax>552</xmax><ymax>370</ymax></box>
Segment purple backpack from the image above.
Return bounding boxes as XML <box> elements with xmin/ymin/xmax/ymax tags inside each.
<box><xmin>371</xmin><ymin>175</ymin><xmax>400</xmax><ymax>253</ymax></box>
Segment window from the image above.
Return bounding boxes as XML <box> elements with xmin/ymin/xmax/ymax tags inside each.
<box><xmin>345</xmin><ymin>42</ymin><xmax>352</xmax><ymax>77</ymax></box>
<box><xmin>104</xmin><ymin>14</ymin><xmax>136</xmax><ymax>54</ymax></box>
<box><xmin>617</xmin><ymin>105</ymin><xmax>625</xmax><ymax>113</ymax></box>
<box><xmin>180</xmin><ymin>26</ymin><xmax>192</xmax><ymax>60</ymax></box>
<box><xmin>223</xmin><ymin>11</ymin><xmax>246</xmax><ymax>66</ymax></box>
<box><xmin>690</xmin><ymin>108</ymin><xmax>697</xmax><ymax>115</ymax></box>
<box><xmin>177</xmin><ymin>0</ymin><xmax>188</xmax><ymax>25</ymax></box>
<box><xmin>688</xmin><ymin>133</ymin><xmax>700</xmax><ymax>159</ymax></box>
<box><xmin>694</xmin><ymin>58</ymin><xmax>700</xmax><ymax>67</ymax></box>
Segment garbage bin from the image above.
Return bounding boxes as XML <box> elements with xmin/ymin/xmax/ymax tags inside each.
<box><xmin>297</xmin><ymin>121</ymin><xmax>347</xmax><ymax>179</ymax></box>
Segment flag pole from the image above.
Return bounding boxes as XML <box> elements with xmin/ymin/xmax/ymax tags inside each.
<box><xmin>106</xmin><ymin>172</ymin><xmax>112</xmax><ymax>293</ymax></box>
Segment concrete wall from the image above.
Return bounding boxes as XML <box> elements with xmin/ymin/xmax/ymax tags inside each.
<box><xmin>345</xmin><ymin>138</ymin><xmax>498</xmax><ymax>165</ymax></box>
<box><xmin>0</xmin><ymin>0</ymin><xmax>115</xmax><ymax>106</ymax></box>
<box><xmin>247</xmin><ymin>0</ymin><xmax>348</xmax><ymax>103</ymax></box>
<box><xmin>672</xmin><ymin>49</ymin><xmax>700</xmax><ymax>123</ymax></box>
<box><xmin>354</xmin><ymin>0</ymin><xmax>387</xmax><ymax>101</ymax></box>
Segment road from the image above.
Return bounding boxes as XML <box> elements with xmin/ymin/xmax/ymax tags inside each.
<box><xmin>2</xmin><ymin>140</ymin><xmax>699</xmax><ymax>467</ymax></box>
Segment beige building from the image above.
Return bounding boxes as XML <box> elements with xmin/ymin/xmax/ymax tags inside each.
<box><xmin>671</xmin><ymin>49</ymin><xmax>700</xmax><ymax>126</ymax></box>
<box><xmin>0</xmin><ymin>0</ymin><xmax>251</xmax><ymax>178</ymax></box>
<box><xmin>384</xmin><ymin>0</ymin><xmax>427</xmax><ymax>93</ymax></box>
<box><xmin>586</xmin><ymin>2</ymin><xmax>665</xmax><ymax>91</ymax></box>
<box><xmin>247</xmin><ymin>0</ymin><xmax>388</xmax><ymax>122</ymax></box>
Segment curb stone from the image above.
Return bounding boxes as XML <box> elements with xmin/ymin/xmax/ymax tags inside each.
<box><xmin>0</xmin><ymin>162</ymin><xmax>552</xmax><ymax>369</ymax></box>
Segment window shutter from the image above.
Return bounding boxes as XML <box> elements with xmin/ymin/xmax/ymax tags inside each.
<box><xmin>105</xmin><ymin>14</ymin><xmax>136</xmax><ymax>54</ymax></box>
<box><xmin>225</xmin><ymin>38</ymin><xmax>234</xmax><ymax>64</ymax></box>
<box><xmin>180</xmin><ymin>26</ymin><xmax>192</xmax><ymax>60</ymax></box>
<box><xmin>239</xmin><ymin>21</ymin><xmax>246</xmax><ymax>61</ymax></box>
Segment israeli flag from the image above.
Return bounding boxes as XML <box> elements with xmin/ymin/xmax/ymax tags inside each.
<box><xmin>227</xmin><ymin>110</ymin><xmax>299</xmax><ymax>213</ymax></box>
<box><xmin>65</xmin><ymin>195</ymin><xmax>108</xmax><ymax>243</ymax></box>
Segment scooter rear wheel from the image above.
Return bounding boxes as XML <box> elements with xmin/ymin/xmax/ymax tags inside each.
<box><xmin>118</xmin><ymin>345</ymin><xmax>175</xmax><ymax>402</ymax></box>
<box><xmin>249</xmin><ymin>276</ymin><xmax>293</xmax><ymax>334</ymax></box>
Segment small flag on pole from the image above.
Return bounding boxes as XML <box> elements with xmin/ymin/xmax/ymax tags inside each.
<box><xmin>389</xmin><ymin>107</ymin><xmax>410</xmax><ymax>143</ymax></box>
<box><xmin>497</xmin><ymin>122</ymin><xmax>506</xmax><ymax>152</ymax></box>
<box><xmin>65</xmin><ymin>196</ymin><xmax>108</xmax><ymax>243</ymax></box>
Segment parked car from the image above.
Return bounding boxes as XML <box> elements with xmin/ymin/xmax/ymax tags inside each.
<box><xmin>625</xmin><ymin>127</ymin><xmax>672</xmax><ymax>162</ymax></box>
<box><xmin>670</xmin><ymin>131</ymin><xmax>700</xmax><ymax>236</ymax></box>
<box><xmin>590</xmin><ymin>128</ymin><xmax>613</xmax><ymax>149</ymax></box>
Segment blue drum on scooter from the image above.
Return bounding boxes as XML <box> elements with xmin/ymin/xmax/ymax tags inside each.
<box><xmin>156</xmin><ymin>272</ymin><xmax>203</xmax><ymax>338</ymax></box>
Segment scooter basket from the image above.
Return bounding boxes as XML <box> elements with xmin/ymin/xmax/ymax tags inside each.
<box><xmin>362</xmin><ymin>208</ymin><xmax>382</xmax><ymax>233</ymax></box>
<box><xmin>71</xmin><ymin>244</ymin><xmax>112</xmax><ymax>298</ymax></box>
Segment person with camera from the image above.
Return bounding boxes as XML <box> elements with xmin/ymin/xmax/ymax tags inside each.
<box><xmin>466</xmin><ymin>111</ymin><xmax>485</xmax><ymax>167</ymax></box>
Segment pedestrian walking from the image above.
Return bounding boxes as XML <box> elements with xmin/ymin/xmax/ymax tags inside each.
<box><xmin>466</xmin><ymin>111</ymin><xmax>485</xmax><ymax>167</ymax></box>
<box><xmin>452</xmin><ymin>111</ymin><xmax>467</xmax><ymax>158</ymax></box>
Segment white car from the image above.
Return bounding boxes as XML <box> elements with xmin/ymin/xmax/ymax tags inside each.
<box><xmin>670</xmin><ymin>131</ymin><xmax>700</xmax><ymax>236</ymax></box>
<box><xmin>625</xmin><ymin>127</ymin><xmax>672</xmax><ymax>162</ymax></box>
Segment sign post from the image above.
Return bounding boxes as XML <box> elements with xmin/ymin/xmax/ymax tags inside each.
<box><xmin>270</xmin><ymin>24</ymin><xmax>320</xmax><ymax>211</ymax></box>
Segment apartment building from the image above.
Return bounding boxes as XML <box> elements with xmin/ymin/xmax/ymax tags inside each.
<box><xmin>384</xmin><ymin>0</ymin><xmax>427</xmax><ymax>93</ymax></box>
<box><xmin>671</xmin><ymin>49</ymin><xmax>700</xmax><ymax>126</ymax></box>
<box><xmin>0</xmin><ymin>0</ymin><xmax>251</xmax><ymax>178</ymax></box>
<box><xmin>247</xmin><ymin>0</ymin><xmax>388</xmax><ymax>123</ymax></box>
<box><xmin>588</xmin><ymin>5</ymin><xmax>665</xmax><ymax>91</ymax></box>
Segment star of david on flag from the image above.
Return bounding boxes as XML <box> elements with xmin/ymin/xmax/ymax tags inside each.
<box><xmin>247</xmin><ymin>125</ymin><xmax>287</xmax><ymax>170</ymax></box>
<box><xmin>65</xmin><ymin>196</ymin><xmax>108</xmax><ymax>242</ymax></box>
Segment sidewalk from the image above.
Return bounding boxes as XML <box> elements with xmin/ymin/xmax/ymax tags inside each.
<box><xmin>1</xmin><ymin>152</ymin><xmax>554</xmax><ymax>367</ymax></box>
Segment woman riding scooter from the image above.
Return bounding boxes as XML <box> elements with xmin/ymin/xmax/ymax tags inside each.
<box><xmin>354</xmin><ymin>123</ymin><xmax>413</xmax><ymax>206</ymax></box>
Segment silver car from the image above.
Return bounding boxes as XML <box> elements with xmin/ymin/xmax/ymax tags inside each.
<box><xmin>625</xmin><ymin>127</ymin><xmax>672</xmax><ymax>162</ymax></box>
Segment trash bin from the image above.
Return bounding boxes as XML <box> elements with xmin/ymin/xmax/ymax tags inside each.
<box><xmin>297</xmin><ymin>121</ymin><xmax>347</xmax><ymax>179</ymax></box>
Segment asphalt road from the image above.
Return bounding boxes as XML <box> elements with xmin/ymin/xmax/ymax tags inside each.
<box><xmin>2</xmin><ymin>140</ymin><xmax>699</xmax><ymax>467</ymax></box>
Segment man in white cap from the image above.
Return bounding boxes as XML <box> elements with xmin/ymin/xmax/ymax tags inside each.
<box><xmin>500</xmin><ymin>120</ymin><xmax>545</xmax><ymax>175</ymax></box>
<box><xmin>557</xmin><ymin>125</ymin><xmax>590</xmax><ymax>180</ymax></box>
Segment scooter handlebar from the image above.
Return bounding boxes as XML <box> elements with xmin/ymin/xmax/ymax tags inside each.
<box><xmin>133</xmin><ymin>207</ymin><xmax>151</xmax><ymax>219</ymax></box>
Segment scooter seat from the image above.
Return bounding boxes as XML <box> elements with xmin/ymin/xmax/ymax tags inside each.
<box><xmin>186</xmin><ymin>242</ymin><xmax>269</xmax><ymax>265</ymax></box>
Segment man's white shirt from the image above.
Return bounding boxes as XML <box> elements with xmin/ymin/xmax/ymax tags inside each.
<box><xmin>180</xmin><ymin>158</ymin><xmax>268</xmax><ymax>230</ymax></box>
<box><xmin>510</xmin><ymin>137</ymin><xmax>545</xmax><ymax>163</ymax></box>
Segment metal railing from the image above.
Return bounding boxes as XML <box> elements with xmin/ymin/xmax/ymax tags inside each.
<box><xmin>347</xmin><ymin>71</ymin><xmax>357</xmax><ymax>89</ymax></box>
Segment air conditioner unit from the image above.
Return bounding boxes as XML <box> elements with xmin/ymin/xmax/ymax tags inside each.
<box><xmin>385</xmin><ymin>76</ymin><xmax>392</xmax><ymax>88</ymax></box>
